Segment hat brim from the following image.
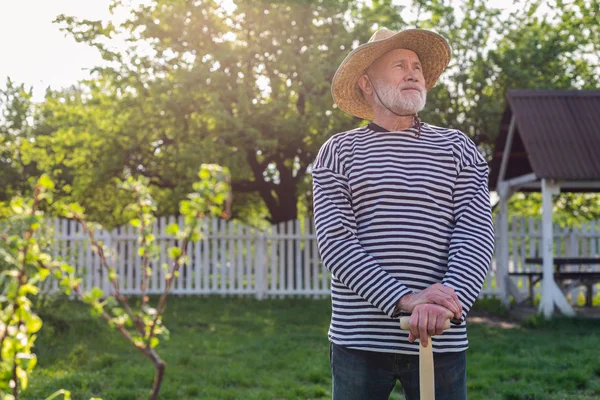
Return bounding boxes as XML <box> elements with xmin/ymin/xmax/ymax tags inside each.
<box><xmin>331</xmin><ymin>29</ymin><xmax>451</xmax><ymax>121</ymax></box>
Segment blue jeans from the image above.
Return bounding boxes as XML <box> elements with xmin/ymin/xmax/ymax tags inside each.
<box><xmin>330</xmin><ymin>342</ymin><xmax>467</xmax><ymax>400</ymax></box>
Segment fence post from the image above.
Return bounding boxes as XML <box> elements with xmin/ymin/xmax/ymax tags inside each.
<box><xmin>255</xmin><ymin>233</ymin><xmax>266</xmax><ymax>300</ymax></box>
<box><xmin>568</xmin><ymin>228</ymin><xmax>578</xmax><ymax>257</ymax></box>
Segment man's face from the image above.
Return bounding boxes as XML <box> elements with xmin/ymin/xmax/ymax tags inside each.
<box><xmin>363</xmin><ymin>48</ymin><xmax>427</xmax><ymax>115</ymax></box>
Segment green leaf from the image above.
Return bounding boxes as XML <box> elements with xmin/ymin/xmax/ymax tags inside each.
<box><xmin>198</xmin><ymin>168</ymin><xmax>211</xmax><ymax>180</ymax></box>
<box><xmin>168</xmin><ymin>247</ymin><xmax>182</xmax><ymax>259</ymax></box>
<box><xmin>45</xmin><ymin>389</ymin><xmax>71</xmax><ymax>400</ymax></box>
<box><xmin>91</xmin><ymin>287</ymin><xmax>104</xmax><ymax>300</ymax></box>
<box><xmin>24</xmin><ymin>353</ymin><xmax>37</xmax><ymax>372</ymax></box>
<box><xmin>26</xmin><ymin>315</ymin><xmax>43</xmax><ymax>333</ymax></box>
<box><xmin>16</xmin><ymin>366</ymin><xmax>28</xmax><ymax>389</ymax></box>
<box><xmin>150</xmin><ymin>337</ymin><xmax>159</xmax><ymax>348</ymax></box>
<box><xmin>62</xmin><ymin>264</ymin><xmax>75</xmax><ymax>274</ymax></box>
<box><xmin>20</xmin><ymin>283</ymin><xmax>40</xmax><ymax>296</ymax></box>
<box><xmin>166</xmin><ymin>223</ymin><xmax>179</xmax><ymax>235</ymax></box>
<box><xmin>38</xmin><ymin>174</ymin><xmax>55</xmax><ymax>190</ymax></box>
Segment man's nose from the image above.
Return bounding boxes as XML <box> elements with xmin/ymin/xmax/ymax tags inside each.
<box><xmin>405</xmin><ymin>69</ymin><xmax>419</xmax><ymax>82</ymax></box>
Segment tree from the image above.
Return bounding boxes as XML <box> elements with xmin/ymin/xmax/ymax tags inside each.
<box><xmin>11</xmin><ymin>0</ymin><xmax>600</xmax><ymax>227</ymax></box>
<box><xmin>0</xmin><ymin>165</ymin><xmax>230</xmax><ymax>399</ymax></box>
<box><xmin>50</xmin><ymin>0</ymin><xmax>411</xmax><ymax>224</ymax></box>
<box><xmin>0</xmin><ymin>79</ymin><xmax>40</xmax><ymax>202</ymax></box>
<box><xmin>486</xmin><ymin>0</ymin><xmax>600</xmax><ymax>221</ymax></box>
<box><xmin>405</xmin><ymin>0</ymin><xmax>599</xmax><ymax>156</ymax></box>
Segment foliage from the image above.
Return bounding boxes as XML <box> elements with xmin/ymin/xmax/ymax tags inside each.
<box><xmin>411</xmin><ymin>0</ymin><xmax>600</xmax><ymax>157</ymax></box>
<box><xmin>0</xmin><ymin>164</ymin><xmax>230</xmax><ymax>399</ymax></box>
<box><xmin>506</xmin><ymin>192</ymin><xmax>600</xmax><ymax>227</ymax></box>
<box><xmin>0</xmin><ymin>78</ymin><xmax>41</xmax><ymax>203</ymax></box>
<box><xmin>0</xmin><ymin>175</ymin><xmax>77</xmax><ymax>400</ymax></box>
<box><xmin>1</xmin><ymin>0</ymin><xmax>599</xmax><ymax>226</ymax></box>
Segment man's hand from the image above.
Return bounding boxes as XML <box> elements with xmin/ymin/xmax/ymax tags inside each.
<box><xmin>398</xmin><ymin>283</ymin><xmax>462</xmax><ymax>320</ymax></box>
<box><xmin>407</xmin><ymin>303</ymin><xmax>454</xmax><ymax>347</ymax></box>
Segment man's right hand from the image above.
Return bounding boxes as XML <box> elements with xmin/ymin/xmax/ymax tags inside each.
<box><xmin>398</xmin><ymin>283</ymin><xmax>462</xmax><ymax>320</ymax></box>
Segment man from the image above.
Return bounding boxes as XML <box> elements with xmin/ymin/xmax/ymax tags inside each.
<box><xmin>311</xmin><ymin>28</ymin><xmax>495</xmax><ymax>400</ymax></box>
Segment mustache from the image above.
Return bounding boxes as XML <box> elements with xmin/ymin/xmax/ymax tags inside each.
<box><xmin>397</xmin><ymin>82</ymin><xmax>426</xmax><ymax>93</ymax></box>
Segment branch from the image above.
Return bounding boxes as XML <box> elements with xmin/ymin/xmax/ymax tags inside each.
<box><xmin>274</xmin><ymin>152</ymin><xmax>293</xmax><ymax>181</ymax></box>
<box><xmin>294</xmin><ymin>162</ymin><xmax>310</xmax><ymax>183</ymax></box>
<box><xmin>12</xmin><ymin>340</ymin><xmax>18</xmax><ymax>399</ymax></box>
<box><xmin>230</xmin><ymin>179</ymin><xmax>277</xmax><ymax>192</ymax></box>
<box><xmin>146</xmin><ymin>231</ymin><xmax>193</xmax><ymax>341</ymax></box>
<box><xmin>258</xmin><ymin>155</ymin><xmax>275</xmax><ymax>172</ymax></box>
<box><xmin>294</xmin><ymin>151</ymin><xmax>313</xmax><ymax>183</ymax></box>
<box><xmin>39</xmin><ymin>257</ymin><xmax>161</xmax><ymax>364</ymax></box>
<box><xmin>244</xmin><ymin>149</ymin><xmax>280</xmax><ymax>219</ymax></box>
<box><xmin>74</xmin><ymin>217</ymin><xmax>145</xmax><ymax>336</ymax></box>
<box><xmin>139</xmin><ymin>215</ymin><xmax>152</xmax><ymax>308</ymax></box>
<box><xmin>71</xmin><ymin>285</ymin><xmax>159</xmax><ymax>361</ymax></box>
<box><xmin>40</xmin><ymin>255</ymin><xmax>166</xmax><ymax>400</ymax></box>
<box><xmin>137</xmin><ymin>170</ymin><xmax>177</xmax><ymax>189</ymax></box>
<box><xmin>296</xmin><ymin>91</ymin><xmax>305</xmax><ymax>115</ymax></box>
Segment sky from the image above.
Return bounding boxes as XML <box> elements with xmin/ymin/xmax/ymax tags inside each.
<box><xmin>0</xmin><ymin>0</ymin><xmax>530</xmax><ymax>102</ymax></box>
<box><xmin>0</xmin><ymin>0</ymin><xmax>122</xmax><ymax>100</ymax></box>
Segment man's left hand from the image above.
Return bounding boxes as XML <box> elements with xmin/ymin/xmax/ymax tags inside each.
<box><xmin>407</xmin><ymin>303</ymin><xmax>454</xmax><ymax>347</ymax></box>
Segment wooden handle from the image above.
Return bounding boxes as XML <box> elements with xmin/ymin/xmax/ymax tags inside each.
<box><xmin>420</xmin><ymin>337</ymin><xmax>435</xmax><ymax>400</ymax></box>
<box><xmin>399</xmin><ymin>315</ymin><xmax>452</xmax><ymax>400</ymax></box>
<box><xmin>399</xmin><ymin>316</ymin><xmax>451</xmax><ymax>331</ymax></box>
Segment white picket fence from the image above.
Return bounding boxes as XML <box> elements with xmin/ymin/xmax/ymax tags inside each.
<box><xmin>44</xmin><ymin>216</ymin><xmax>600</xmax><ymax>303</ymax></box>
<box><xmin>47</xmin><ymin>217</ymin><xmax>328</xmax><ymax>298</ymax></box>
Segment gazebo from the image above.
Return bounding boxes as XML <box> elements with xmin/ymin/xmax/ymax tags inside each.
<box><xmin>489</xmin><ymin>89</ymin><xmax>600</xmax><ymax>318</ymax></box>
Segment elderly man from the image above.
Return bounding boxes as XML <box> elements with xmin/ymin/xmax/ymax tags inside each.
<box><xmin>311</xmin><ymin>28</ymin><xmax>495</xmax><ymax>400</ymax></box>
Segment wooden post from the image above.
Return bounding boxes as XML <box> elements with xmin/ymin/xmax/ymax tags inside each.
<box><xmin>540</xmin><ymin>179</ymin><xmax>555</xmax><ymax>318</ymax></box>
<box><xmin>497</xmin><ymin>182</ymin><xmax>511</xmax><ymax>306</ymax></box>
<box><xmin>256</xmin><ymin>233</ymin><xmax>266</xmax><ymax>300</ymax></box>
<box><xmin>539</xmin><ymin>179</ymin><xmax>575</xmax><ymax>318</ymax></box>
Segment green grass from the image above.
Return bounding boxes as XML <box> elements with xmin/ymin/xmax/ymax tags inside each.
<box><xmin>22</xmin><ymin>296</ymin><xmax>600</xmax><ymax>400</ymax></box>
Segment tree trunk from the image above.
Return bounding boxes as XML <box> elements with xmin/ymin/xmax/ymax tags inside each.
<box><xmin>268</xmin><ymin>181</ymin><xmax>298</xmax><ymax>224</ymax></box>
<box><xmin>231</xmin><ymin>150</ymin><xmax>300</xmax><ymax>224</ymax></box>
<box><xmin>147</xmin><ymin>350</ymin><xmax>166</xmax><ymax>400</ymax></box>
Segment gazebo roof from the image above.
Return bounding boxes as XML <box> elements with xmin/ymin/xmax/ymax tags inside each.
<box><xmin>489</xmin><ymin>89</ymin><xmax>600</xmax><ymax>192</ymax></box>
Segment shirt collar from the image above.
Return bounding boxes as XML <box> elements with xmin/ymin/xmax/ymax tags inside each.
<box><xmin>366</xmin><ymin>122</ymin><xmax>422</xmax><ymax>134</ymax></box>
<box><xmin>367</xmin><ymin>122</ymin><xmax>389</xmax><ymax>132</ymax></box>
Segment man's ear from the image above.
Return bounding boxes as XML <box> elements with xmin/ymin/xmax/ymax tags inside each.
<box><xmin>357</xmin><ymin>74</ymin><xmax>372</xmax><ymax>97</ymax></box>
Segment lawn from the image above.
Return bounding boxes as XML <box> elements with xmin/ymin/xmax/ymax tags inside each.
<box><xmin>23</xmin><ymin>296</ymin><xmax>600</xmax><ymax>400</ymax></box>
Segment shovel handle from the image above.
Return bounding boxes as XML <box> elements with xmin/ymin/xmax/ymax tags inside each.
<box><xmin>399</xmin><ymin>317</ymin><xmax>452</xmax><ymax>331</ymax></box>
<box><xmin>399</xmin><ymin>316</ymin><xmax>453</xmax><ymax>400</ymax></box>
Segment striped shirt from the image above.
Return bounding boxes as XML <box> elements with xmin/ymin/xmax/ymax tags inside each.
<box><xmin>312</xmin><ymin>122</ymin><xmax>495</xmax><ymax>355</ymax></box>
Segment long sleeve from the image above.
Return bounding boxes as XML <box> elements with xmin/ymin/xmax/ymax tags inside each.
<box><xmin>442</xmin><ymin>158</ymin><xmax>495</xmax><ymax>322</ymax></box>
<box><xmin>312</xmin><ymin>140</ymin><xmax>412</xmax><ymax>319</ymax></box>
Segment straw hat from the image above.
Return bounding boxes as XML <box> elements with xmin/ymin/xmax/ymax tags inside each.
<box><xmin>331</xmin><ymin>28</ymin><xmax>451</xmax><ymax>121</ymax></box>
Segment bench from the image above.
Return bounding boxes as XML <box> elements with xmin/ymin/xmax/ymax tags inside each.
<box><xmin>508</xmin><ymin>257</ymin><xmax>600</xmax><ymax>306</ymax></box>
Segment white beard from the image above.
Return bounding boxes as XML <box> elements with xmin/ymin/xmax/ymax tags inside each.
<box><xmin>372</xmin><ymin>80</ymin><xmax>427</xmax><ymax>115</ymax></box>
